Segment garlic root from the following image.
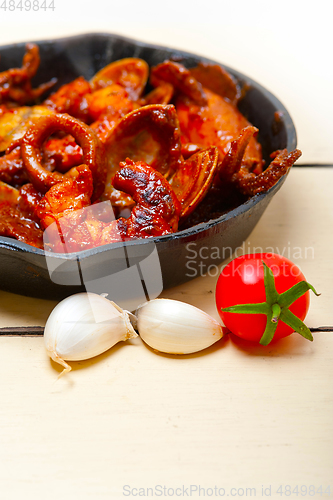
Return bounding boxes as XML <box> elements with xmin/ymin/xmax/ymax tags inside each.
<box><xmin>49</xmin><ymin>350</ymin><xmax>72</xmax><ymax>378</ymax></box>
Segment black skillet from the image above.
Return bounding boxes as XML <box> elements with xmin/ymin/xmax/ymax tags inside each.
<box><xmin>0</xmin><ymin>33</ymin><xmax>297</xmax><ymax>301</ymax></box>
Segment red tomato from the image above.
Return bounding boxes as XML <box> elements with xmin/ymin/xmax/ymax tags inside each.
<box><xmin>216</xmin><ymin>253</ymin><xmax>311</xmax><ymax>343</ymax></box>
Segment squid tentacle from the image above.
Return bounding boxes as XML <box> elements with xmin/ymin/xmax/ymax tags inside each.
<box><xmin>20</xmin><ymin>113</ymin><xmax>106</xmax><ymax>201</ymax></box>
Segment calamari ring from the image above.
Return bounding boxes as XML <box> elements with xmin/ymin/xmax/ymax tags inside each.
<box><xmin>21</xmin><ymin>113</ymin><xmax>106</xmax><ymax>201</ymax></box>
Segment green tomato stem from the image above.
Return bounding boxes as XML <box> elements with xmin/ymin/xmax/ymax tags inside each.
<box><xmin>259</xmin><ymin>312</ymin><xmax>278</xmax><ymax>346</ymax></box>
<box><xmin>271</xmin><ymin>303</ymin><xmax>281</xmax><ymax>323</ymax></box>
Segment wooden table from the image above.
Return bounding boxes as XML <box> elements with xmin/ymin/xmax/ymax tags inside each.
<box><xmin>1</xmin><ymin>167</ymin><xmax>332</xmax><ymax>499</ymax></box>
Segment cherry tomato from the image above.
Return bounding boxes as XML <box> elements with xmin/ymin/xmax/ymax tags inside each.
<box><xmin>215</xmin><ymin>253</ymin><xmax>315</xmax><ymax>344</ymax></box>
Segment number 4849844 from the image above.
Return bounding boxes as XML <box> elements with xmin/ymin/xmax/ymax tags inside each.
<box><xmin>276</xmin><ymin>485</ymin><xmax>331</xmax><ymax>496</ymax></box>
<box><xmin>1</xmin><ymin>0</ymin><xmax>55</xmax><ymax>10</ymax></box>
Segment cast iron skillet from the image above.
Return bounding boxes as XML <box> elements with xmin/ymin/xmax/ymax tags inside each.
<box><xmin>0</xmin><ymin>33</ymin><xmax>297</xmax><ymax>301</ymax></box>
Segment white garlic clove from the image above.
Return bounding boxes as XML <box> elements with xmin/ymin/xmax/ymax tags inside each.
<box><xmin>44</xmin><ymin>293</ymin><xmax>137</xmax><ymax>375</ymax></box>
<box><xmin>136</xmin><ymin>298</ymin><xmax>224</xmax><ymax>354</ymax></box>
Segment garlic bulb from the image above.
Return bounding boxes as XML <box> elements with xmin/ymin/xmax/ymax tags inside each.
<box><xmin>136</xmin><ymin>299</ymin><xmax>224</xmax><ymax>354</ymax></box>
<box><xmin>44</xmin><ymin>293</ymin><xmax>137</xmax><ymax>375</ymax></box>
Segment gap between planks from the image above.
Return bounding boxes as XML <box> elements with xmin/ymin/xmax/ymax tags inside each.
<box><xmin>0</xmin><ymin>326</ymin><xmax>332</xmax><ymax>336</ymax></box>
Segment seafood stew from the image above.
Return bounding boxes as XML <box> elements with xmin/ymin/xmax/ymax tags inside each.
<box><xmin>0</xmin><ymin>39</ymin><xmax>301</xmax><ymax>253</ymax></box>
<box><xmin>0</xmin><ymin>34</ymin><xmax>298</xmax><ymax>298</ymax></box>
